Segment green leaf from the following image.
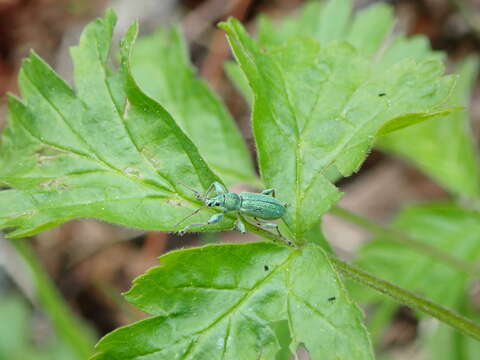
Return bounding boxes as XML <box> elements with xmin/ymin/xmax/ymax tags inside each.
<box><xmin>92</xmin><ymin>242</ymin><xmax>374</xmax><ymax>359</ymax></box>
<box><xmin>378</xmin><ymin>57</ymin><xmax>480</xmax><ymax>198</ymax></box>
<box><xmin>220</xmin><ymin>18</ymin><xmax>456</xmax><ymax>240</ymax></box>
<box><xmin>224</xmin><ymin>60</ymin><xmax>252</xmax><ymax>104</ymax></box>
<box><xmin>255</xmin><ymin>2</ymin><xmax>320</xmax><ymax>47</ymax></box>
<box><xmin>0</xmin><ymin>295</ymin><xmax>79</xmax><ymax>360</ymax></box>
<box><xmin>351</xmin><ymin>203</ymin><xmax>480</xmax><ymax>351</ymax></box>
<box><xmin>228</xmin><ymin>0</ymin><xmax>479</xmax><ymax>199</ymax></box>
<box><xmin>131</xmin><ymin>26</ymin><xmax>257</xmax><ymax>186</ymax></box>
<box><xmin>255</xmin><ymin>0</ymin><xmax>393</xmax><ymax>58</ymax></box>
<box><xmin>376</xmin><ymin>108</ymin><xmax>457</xmax><ymax>136</ymax></box>
<box><xmin>426</xmin><ymin>299</ymin><xmax>480</xmax><ymax>360</ymax></box>
<box><xmin>10</xmin><ymin>238</ymin><xmax>95</xmax><ymax>358</ymax></box>
<box><xmin>0</xmin><ymin>296</ymin><xmax>30</xmax><ymax>357</ymax></box>
<box><xmin>0</xmin><ymin>10</ymin><xmax>234</xmax><ymax>237</ymax></box>
<box><xmin>354</xmin><ymin>203</ymin><xmax>480</xmax><ymax>307</ymax></box>
<box><xmin>227</xmin><ymin>1</ymin><xmax>449</xmax><ymax>113</ymax></box>
<box><xmin>256</xmin><ymin>0</ymin><xmax>355</xmax><ymax>48</ymax></box>
<box><xmin>344</xmin><ymin>3</ymin><xmax>393</xmax><ymax>57</ymax></box>
<box><xmin>376</xmin><ymin>34</ymin><xmax>445</xmax><ymax>71</ymax></box>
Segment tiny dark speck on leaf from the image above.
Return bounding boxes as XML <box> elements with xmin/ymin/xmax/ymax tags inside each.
<box><xmin>328</xmin><ymin>296</ymin><xmax>336</xmax><ymax>302</ymax></box>
<box><xmin>264</xmin><ymin>265</ymin><xmax>269</xmax><ymax>271</ymax></box>
<box><xmin>378</xmin><ymin>93</ymin><xmax>386</xmax><ymax>97</ymax></box>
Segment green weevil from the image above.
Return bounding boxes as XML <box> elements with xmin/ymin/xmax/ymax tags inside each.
<box><xmin>176</xmin><ymin>181</ymin><xmax>289</xmax><ymax>242</ymax></box>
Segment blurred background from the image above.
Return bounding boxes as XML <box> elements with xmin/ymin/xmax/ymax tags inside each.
<box><xmin>0</xmin><ymin>0</ymin><xmax>480</xmax><ymax>359</ymax></box>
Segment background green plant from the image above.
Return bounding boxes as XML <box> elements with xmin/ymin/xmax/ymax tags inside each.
<box><xmin>229</xmin><ymin>1</ymin><xmax>480</xmax><ymax>358</ymax></box>
<box><xmin>0</xmin><ymin>0</ymin><xmax>479</xmax><ymax>359</ymax></box>
<box><xmin>0</xmin><ymin>295</ymin><xmax>74</xmax><ymax>360</ymax></box>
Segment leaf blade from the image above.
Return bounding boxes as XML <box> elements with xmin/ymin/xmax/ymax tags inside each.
<box><xmin>221</xmin><ymin>18</ymin><xmax>456</xmax><ymax>240</ymax></box>
<box><xmin>351</xmin><ymin>203</ymin><xmax>480</xmax><ymax>351</ymax></box>
<box><xmin>0</xmin><ymin>11</ymin><xmax>234</xmax><ymax>237</ymax></box>
<box><xmin>378</xmin><ymin>56</ymin><xmax>480</xmax><ymax>198</ymax></box>
<box><xmin>131</xmin><ymin>26</ymin><xmax>257</xmax><ymax>186</ymax></box>
<box><xmin>92</xmin><ymin>242</ymin><xmax>374</xmax><ymax>359</ymax></box>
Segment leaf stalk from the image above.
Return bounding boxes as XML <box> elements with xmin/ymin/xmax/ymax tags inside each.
<box><xmin>331</xmin><ymin>256</ymin><xmax>480</xmax><ymax>342</ymax></box>
<box><xmin>7</xmin><ymin>238</ymin><xmax>94</xmax><ymax>359</ymax></box>
<box><xmin>329</xmin><ymin>205</ymin><xmax>480</xmax><ymax>277</ymax></box>
<box><xmin>245</xmin><ymin>221</ymin><xmax>480</xmax><ymax>341</ymax></box>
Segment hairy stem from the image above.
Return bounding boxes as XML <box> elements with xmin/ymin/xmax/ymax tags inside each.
<box><xmin>9</xmin><ymin>238</ymin><xmax>94</xmax><ymax>359</ymax></box>
<box><xmin>330</xmin><ymin>205</ymin><xmax>480</xmax><ymax>277</ymax></box>
<box><xmin>245</xmin><ymin>222</ymin><xmax>480</xmax><ymax>341</ymax></box>
<box><xmin>331</xmin><ymin>257</ymin><xmax>480</xmax><ymax>341</ymax></box>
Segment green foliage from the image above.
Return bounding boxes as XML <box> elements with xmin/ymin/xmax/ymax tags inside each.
<box><xmin>256</xmin><ymin>0</ymin><xmax>393</xmax><ymax>56</ymax></box>
<box><xmin>227</xmin><ymin>0</ymin><xmax>438</xmax><ymax>101</ymax></box>
<box><xmin>0</xmin><ymin>9</ymin><xmax>384</xmax><ymax>359</ymax></box>
<box><xmin>426</xmin><ymin>304</ymin><xmax>480</xmax><ymax>360</ymax></box>
<box><xmin>0</xmin><ymin>0</ymin><xmax>474</xmax><ymax>358</ymax></box>
<box><xmin>228</xmin><ymin>0</ymin><xmax>480</xmax><ymax>199</ymax></box>
<box><xmin>11</xmin><ymin>238</ymin><xmax>95</xmax><ymax>358</ymax></box>
<box><xmin>351</xmin><ymin>203</ymin><xmax>480</xmax><ymax>357</ymax></box>
<box><xmin>93</xmin><ymin>242</ymin><xmax>374</xmax><ymax>360</ymax></box>
<box><xmin>0</xmin><ymin>10</ymin><xmax>233</xmax><ymax>237</ymax></box>
<box><xmin>236</xmin><ymin>8</ymin><xmax>480</xmax><ymax>356</ymax></box>
<box><xmin>379</xmin><ymin>58</ymin><xmax>480</xmax><ymax>198</ymax></box>
<box><xmin>131</xmin><ymin>26</ymin><xmax>257</xmax><ymax>186</ymax></box>
<box><xmin>0</xmin><ymin>296</ymin><xmax>76</xmax><ymax>360</ymax></box>
<box><xmin>221</xmin><ymin>17</ymin><xmax>455</xmax><ymax>240</ymax></box>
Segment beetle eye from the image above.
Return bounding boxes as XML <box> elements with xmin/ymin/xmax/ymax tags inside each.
<box><xmin>215</xmin><ymin>202</ymin><xmax>220</xmax><ymax>206</ymax></box>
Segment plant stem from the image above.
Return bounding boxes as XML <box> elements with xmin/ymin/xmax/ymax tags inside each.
<box><xmin>9</xmin><ymin>238</ymin><xmax>94</xmax><ymax>359</ymax></box>
<box><xmin>329</xmin><ymin>205</ymin><xmax>480</xmax><ymax>277</ymax></box>
<box><xmin>331</xmin><ymin>256</ymin><xmax>480</xmax><ymax>341</ymax></box>
<box><xmin>245</xmin><ymin>222</ymin><xmax>480</xmax><ymax>341</ymax></box>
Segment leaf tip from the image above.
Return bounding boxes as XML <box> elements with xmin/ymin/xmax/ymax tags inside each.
<box><xmin>218</xmin><ymin>17</ymin><xmax>242</xmax><ymax>35</ymax></box>
<box><xmin>119</xmin><ymin>21</ymin><xmax>139</xmax><ymax>66</ymax></box>
<box><xmin>103</xmin><ymin>7</ymin><xmax>118</xmax><ymax>24</ymax></box>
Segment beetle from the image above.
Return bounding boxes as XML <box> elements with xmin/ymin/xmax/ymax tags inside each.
<box><xmin>175</xmin><ymin>181</ymin><xmax>289</xmax><ymax>241</ymax></box>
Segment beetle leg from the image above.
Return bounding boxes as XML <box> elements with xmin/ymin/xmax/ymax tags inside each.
<box><xmin>254</xmin><ymin>220</ymin><xmax>292</xmax><ymax>246</ymax></box>
<box><xmin>212</xmin><ymin>181</ymin><xmax>228</xmax><ymax>194</ymax></box>
<box><xmin>203</xmin><ymin>181</ymin><xmax>227</xmax><ymax>199</ymax></box>
<box><xmin>178</xmin><ymin>213</ymin><xmax>224</xmax><ymax>235</ymax></box>
<box><xmin>236</xmin><ymin>214</ymin><xmax>246</xmax><ymax>234</ymax></box>
<box><xmin>204</xmin><ymin>183</ymin><xmax>216</xmax><ymax>198</ymax></box>
<box><xmin>261</xmin><ymin>188</ymin><xmax>276</xmax><ymax>197</ymax></box>
<box><xmin>257</xmin><ymin>222</ymin><xmax>281</xmax><ymax>235</ymax></box>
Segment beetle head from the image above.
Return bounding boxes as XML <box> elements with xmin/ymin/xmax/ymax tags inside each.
<box><xmin>206</xmin><ymin>195</ymin><xmax>223</xmax><ymax>208</ymax></box>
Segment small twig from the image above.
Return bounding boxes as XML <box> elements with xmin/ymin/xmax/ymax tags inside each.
<box><xmin>4</xmin><ymin>236</ymin><xmax>94</xmax><ymax>359</ymax></box>
<box><xmin>329</xmin><ymin>205</ymin><xmax>480</xmax><ymax>277</ymax></box>
<box><xmin>331</xmin><ymin>257</ymin><xmax>480</xmax><ymax>342</ymax></box>
<box><xmin>244</xmin><ymin>223</ymin><xmax>480</xmax><ymax>341</ymax></box>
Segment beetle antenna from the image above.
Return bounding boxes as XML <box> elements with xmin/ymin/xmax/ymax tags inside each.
<box><xmin>174</xmin><ymin>205</ymin><xmax>208</xmax><ymax>227</ymax></box>
<box><xmin>178</xmin><ymin>181</ymin><xmax>205</xmax><ymax>201</ymax></box>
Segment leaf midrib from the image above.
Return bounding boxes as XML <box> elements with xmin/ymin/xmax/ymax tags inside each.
<box><xmin>92</xmin><ymin>33</ymin><xmax>179</xmax><ymax>193</ymax></box>
<box><xmin>123</xmin><ymin>248</ymin><xmax>299</xmax><ymax>360</ymax></box>
<box><xmin>19</xmin><ymin>73</ymin><xmax>174</xmax><ymax>196</ymax></box>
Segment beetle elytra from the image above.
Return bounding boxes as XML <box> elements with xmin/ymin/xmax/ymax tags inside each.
<box><xmin>175</xmin><ymin>181</ymin><xmax>289</xmax><ymax>243</ymax></box>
